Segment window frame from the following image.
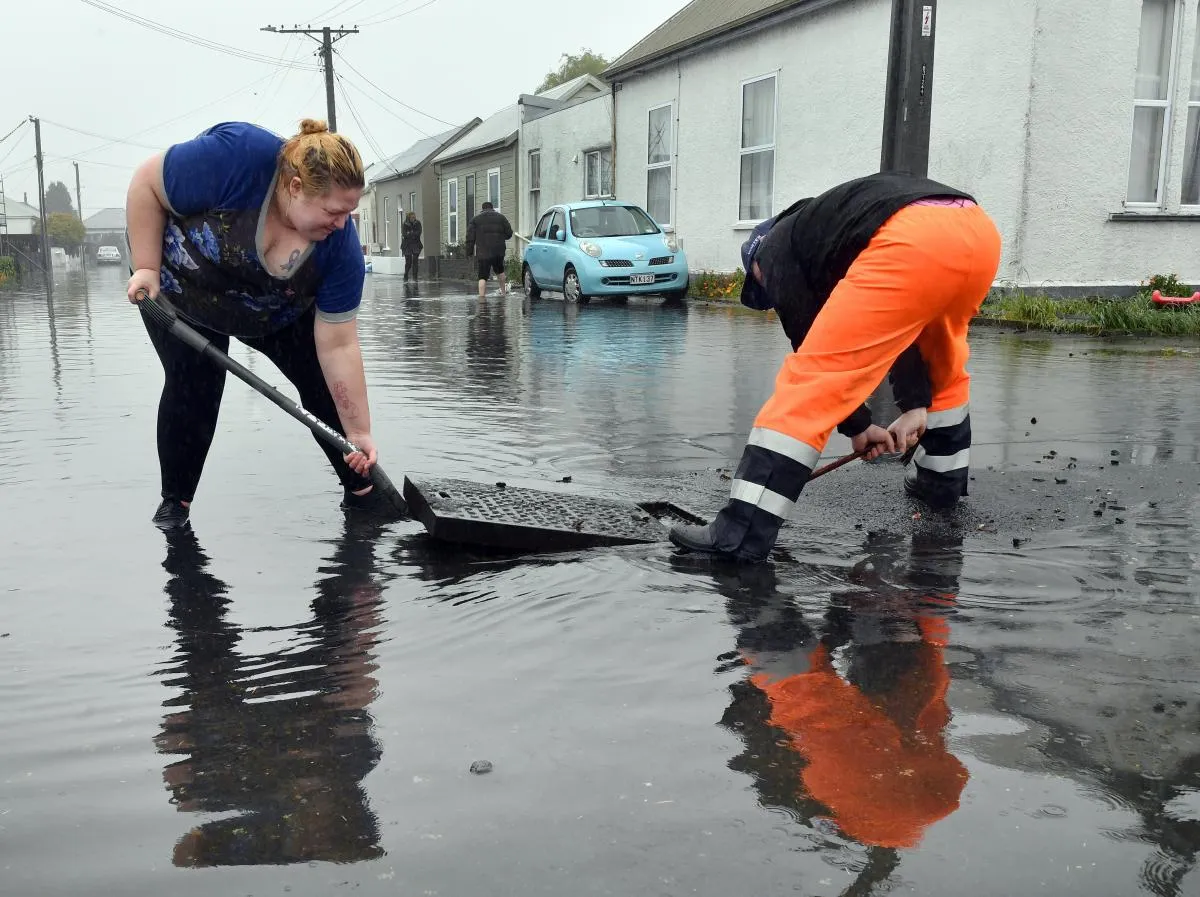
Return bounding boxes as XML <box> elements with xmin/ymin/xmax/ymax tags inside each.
<box><xmin>584</xmin><ymin>147</ymin><xmax>613</xmax><ymax>199</ymax></box>
<box><xmin>528</xmin><ymin>150</ymin><xmax>542</xmax><ymax>228</ymax></box>
<box><xmin>646</xmin><ymin>103</ymin><xmax>674</xmax><ymax>226</ymax></box>
<box><xmin>447</xmin><ymin>178</ymin><xmax>459</xmax><ymax>245</ymax></box>
<box><xmin>488</xmin><ymin>167</ymin><xmax>501</xmax><ymax>210</ymax></box>
<box><xmin>1127</xmin><ymin>0</ymin><xmax>1185</xmax><ymax>209</ymax></box>
<box><xmin>738</xmin><ymin>72</ymin><xmax>779</xmax><ymax>224</ymax></box>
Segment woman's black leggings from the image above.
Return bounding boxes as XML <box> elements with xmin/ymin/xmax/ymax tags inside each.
<box><xmin>140</xmin><ymin>305</ymin><xmax>372</xmax><ymax>503</ymax></box>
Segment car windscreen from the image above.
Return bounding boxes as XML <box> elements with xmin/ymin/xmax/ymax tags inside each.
<box><xmin>569</xmin><ymin>206</ymin><xmax>661</xmax><ymax>238</ymax></box>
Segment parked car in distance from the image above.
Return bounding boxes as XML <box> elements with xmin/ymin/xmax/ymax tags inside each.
<box><xmin>522</xmin><ymin>201</ymin><xmax>688</xmax><ymax>304</ymax></box>
<box><xmin>96</xmin><ymin>245</ymin><xmax>122</xmax><ymax>264</ymax></box>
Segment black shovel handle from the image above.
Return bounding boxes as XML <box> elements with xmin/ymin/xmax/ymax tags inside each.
<box><xmin>137</xmin><ymin>292</ymin><xmax>407</xmax><ymax>515</ymax></box>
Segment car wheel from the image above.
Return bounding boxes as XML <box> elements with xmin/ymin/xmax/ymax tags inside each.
<box><xmin>523</xmin><ymin>264</ymin><xmax>541</xmax><ymax>299</ymax></box>
<box><xmin>563</xmin><ymin>266</ymin><xmax>587</xmax><ymax>304</ymax></box>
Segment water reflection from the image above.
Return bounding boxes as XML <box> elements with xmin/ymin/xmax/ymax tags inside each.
<box><xmin>710</xmin><ymin>532</ymin><xmax>968</xmax><ymax>889</ymax></box>
<box><xmin>153</xmin><ymin>520</ymin><xmax>388</xmax><ymax>867</ymax></box>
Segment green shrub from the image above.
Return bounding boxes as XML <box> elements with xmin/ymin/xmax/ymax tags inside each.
<box><xmin>688</xmin><ymin>269</ymin><xmax>746</xmax><ymax>300</ymax></box>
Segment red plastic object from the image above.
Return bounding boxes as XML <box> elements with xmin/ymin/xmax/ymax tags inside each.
<box><xmin>1151</xmin><ymin>289</ymin><xmax>1200</xmax><ymax>306</ymax></box>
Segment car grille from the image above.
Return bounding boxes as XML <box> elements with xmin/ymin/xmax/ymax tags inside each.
<box><xmin>599</xmin><ymin>259</ymin><xmax>633</xmax><ymax>268</ymax></box>
<box><xmin>649</xmin><ymin>256</ymin><xmax>674</xmax><ymax>266</ymax></box>
<box><xmin>600</xmin><ymin>273</ymin><xmax>680</xmax><ymax>286</ymax></box>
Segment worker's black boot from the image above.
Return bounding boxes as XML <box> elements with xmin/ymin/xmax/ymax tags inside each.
<box><xmin>670</xmin><ymin>430</ymin><xmax>815</xmax><ymax>563</ymax></box>
<box><xmin>904</xmin><ymin>405</ymin><xmax>971</xmax><ymax>510</ymax></box>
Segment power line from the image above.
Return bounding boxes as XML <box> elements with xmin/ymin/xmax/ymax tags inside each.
<box><xmin>0</xmin><ymin>120</ymin><xmax>27</xmax><ymax>149</ymax></box>
<box><xmin>78</xmin><ymin>0</ymin><xmax>320</xmax><ymax>70</ymax></box>
<box><xmin>334</xmin><ymin>76</ymin><xmax>391</xmax><ymax>166</ymax></box>
<box><xmin>358</xmin><ymin>0</ymin><xmax>441</xmax><ymax>27</ymax></box>
<box><xmin>41</xmin><ymin>120</ymin><xmax>161</xmax><ymax>151</ymax></box>
<box><xmin>334</xmin><ymin>51</ymin><xmax>457</xmax><ymax>127</ymax></box>
<box><xmin>337</xmin><ymin>72</ymin><xmax>430</xmax><ymax>137</ymax></box>
<box><xmin>0</xmin><ymin>128</ymin><xmax>30</xmax><ymax>169</ymax></box>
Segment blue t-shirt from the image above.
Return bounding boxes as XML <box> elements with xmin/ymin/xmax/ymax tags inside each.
<box><xmin>154</xmin><ymin>121</ymin><xmax>365</xmax><ymax>337</ymax></box>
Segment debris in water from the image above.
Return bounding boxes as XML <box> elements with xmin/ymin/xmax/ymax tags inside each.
<box><xmin>1115</xmin><ymin>517</ymin><xmax>1126</xmax><ymax>524</ymax></box>
<box><xmin>470</xmin><ymin>760</ymin><xmax>493</xmax><ymax>775</ymax></box>
<box><xmin>1055</xmin><ymin>477</ymin><xmax>1068</xmax><ymax>485</ymax></box>
<box><xmin>495</xmin><ymin>481</ymin><xmax>507</xmax><ymax>489</ymax></box>
<box><xmin>1012</xmin><ymin>538</ymin><xmax>1026</xmax><ymax>548</ymax></box>
<box><xmin>1030</xmin><ymin>417</ymin><xmax>1038</xmax><ymax>425</ymax></box>
<box><xmin>560</xmin><ymin>475</ymin><xmax>572</xmax><ymax>483</ymax></box>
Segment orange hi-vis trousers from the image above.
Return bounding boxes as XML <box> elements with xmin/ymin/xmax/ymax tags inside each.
<box><xmin>748</xmin><ymin>202</ymin><xmax>1002</xmax><ymax>507</ymax></box>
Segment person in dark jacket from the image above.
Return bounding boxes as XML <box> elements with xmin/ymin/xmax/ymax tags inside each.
<box><xmin>400</xmin><ymin>211</ymin><xmax>422</xmax><ymax>282</ymax></box>
<box><xmin>669</xmin><ymin>171</ymin><xmax>1002</xmax><ymax>563</ymax></box>
<box><xmin>465</xmin><ymin>201</ymin><xmax>513</xmax><ymax>297</ymax></box>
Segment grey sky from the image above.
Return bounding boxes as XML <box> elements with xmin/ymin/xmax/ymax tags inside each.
<box><xmin>2</xmin><ymin>0</ymin><xmax>689</xmax><ymax>217</ymax></box>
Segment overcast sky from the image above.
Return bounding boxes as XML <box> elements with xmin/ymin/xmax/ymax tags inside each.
<box><xmin>2</xmin><ymin>0</ymin><xmax>690</xmax><ymax>217</ymax></box>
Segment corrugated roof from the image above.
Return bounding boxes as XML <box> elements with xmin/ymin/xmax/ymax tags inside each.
<box><xmin>606</xmin><ymin>0</ymin><xmax>818</xmax><ymax>77</ymax></box>
<box><xmin>1</xmin><ymin>197</ymin><xmax>40</xmax><ymax>219</ymax></box>
<box><xmin>432</xmin><ymin>104</ymin><xmax>520</xmax><ymax>165</ymax></box>
<box><xmin>433</xmin><ymin>76</ymin><xmax>605</xmax><ymax>166</ymax></box>
<box><xmin>366</xmin><ymin>124</ymin><xmax>474</xmax><ymax>185</ymax></box>
<box><xmin>83</xmin><ymin>207</ymin><xmax>126</xmax><ymax>230</ymax></box>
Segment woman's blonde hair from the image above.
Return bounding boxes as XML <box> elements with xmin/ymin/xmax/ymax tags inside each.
<box><xmin>277</xmin><ymin>119</ymin><xmax>364</xmax><ymax>196</ymax></box>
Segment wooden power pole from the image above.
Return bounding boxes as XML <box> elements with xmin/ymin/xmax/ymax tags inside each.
<box><xmin>29</xmin><ymin>115</ymin><xmax>52</xmax><ymax>298</ymax></box>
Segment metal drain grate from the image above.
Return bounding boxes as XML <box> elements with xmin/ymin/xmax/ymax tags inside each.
<box><xmin>402</xmin><ymin>477</ymin><xmax>706</xmax><ymax>552</ymax></box>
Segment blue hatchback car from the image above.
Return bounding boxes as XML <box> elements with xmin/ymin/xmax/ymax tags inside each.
<box><xmin>522</xmin><ymin>201</ymin><xmax>689</xmax><ymax>303</ymax></box>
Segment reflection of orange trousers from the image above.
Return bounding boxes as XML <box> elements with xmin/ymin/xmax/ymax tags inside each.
<box><xmin>750</xmin><ymin>620</ymin><xmax>967</xmax><ymax>849</ymax></box>
<box><xmin>755</xmin><ymin>203</ymin><xmax>1002</xmax><ymax>449</ymax></box>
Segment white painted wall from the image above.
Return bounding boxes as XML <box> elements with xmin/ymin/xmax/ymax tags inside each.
<box><xmin>613</xmin><ymin>0</ymin><xmax>891</xmax><ymax>273</ymax></box>
<box><xmin>614</xmin><ymin>0</ymin><xmax>1200</xmax><ymax>291</ymax></box>
<box><xmin>519</xmin><ymin>92</ymin><xmax>614</xmax><ymax>236</ymax></box>
<box><xmin>1018</xmin><ymin>0</ymin><xmax>1200</xmax><ymax>289</ymax></box>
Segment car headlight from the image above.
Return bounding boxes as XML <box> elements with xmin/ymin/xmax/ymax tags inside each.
<box><xmin>579</xmin><ymin>240</ymin><xmax>603</xmax><ymax>259</ymax></box>
<box><xmin>664</xmin><ymin>233</ymin><xmax>678</xmax><ymax>252</ymax></box>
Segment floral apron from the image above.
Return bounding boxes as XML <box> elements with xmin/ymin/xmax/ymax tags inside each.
<box><xmin>155</xmin><ymin>181</ymin><xmax>320</xmax><ymax>339</ymax></box>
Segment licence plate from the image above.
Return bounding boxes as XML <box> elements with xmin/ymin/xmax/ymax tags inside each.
<box><xmin>629</xmin><ymin>273</ymin><xmax>655</xmax><ymax>285</ymax></box>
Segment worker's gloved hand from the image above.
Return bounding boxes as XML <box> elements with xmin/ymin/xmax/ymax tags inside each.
<box><xmin>887</xmin><ymin>408</ymin><xmax>927</xmax><ymax>454</ymax></box>
<box><xmin>850</xmin><ymin>425</ymin><xmax>897</xmax><ymax>461</ymax></box>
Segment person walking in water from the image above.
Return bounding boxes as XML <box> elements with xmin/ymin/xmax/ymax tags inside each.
<box><xmin>465</xmin><ymin>201</ymin><xmax>513</xmax><ymax>298</ymax></box>
<box><xmin>124</xmin><ymin>118</ymin><xmax>404</xmax><ymax>530</ymax></box>
<box><xmin>400</xmin><ymin>210</ymin><xmax>422</xmax><ymax>282</ymax></box>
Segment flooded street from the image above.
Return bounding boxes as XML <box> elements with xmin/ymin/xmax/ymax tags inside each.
<box><xmin>3</xmin><ymin>266</ymin><xmax>1200</xmax><ymax>896</ymax></box>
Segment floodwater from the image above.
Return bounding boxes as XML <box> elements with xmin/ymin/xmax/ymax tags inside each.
<box><xmin>2</xmin><ymin>266</ymin><xmax>1200</xmax><ymax>897</ymax></box>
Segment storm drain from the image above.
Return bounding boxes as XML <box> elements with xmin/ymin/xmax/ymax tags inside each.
<box><xmin>402</xmin><ymin>477</ymin><xmax>707</xmax><ymax>553</ymax></box>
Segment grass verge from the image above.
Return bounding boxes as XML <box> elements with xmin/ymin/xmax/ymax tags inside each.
<box><xmin>977</xmin><ymin>292</ymin><xmax>1200</xmax><ymax>337</ymax></box>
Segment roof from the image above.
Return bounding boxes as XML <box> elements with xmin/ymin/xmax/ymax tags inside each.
<box><xmin>0</xmin><ymin>197</ymin><xmax>40</xmax><ymax>219</ymax></box>
<box><xmin>435</xmin><ymin>76</ymin><xmax>606</xmax><ymax>166</ymax></box>
<box><xmin>83</xmin><ymin>207</ymin><xmax>126</xmax><ymax>231</ymax></box>
<box><xmin>605</xmin><ymin>0</ymin><xmax>840</xmax><ymax>78</ymax></box>
<box><xmin>366</xmin><ymin>123</ymin><xmax>479</xmax><ymax>186</ymax></box>
<box><xmin>432</xmin><ymin>104</ymin><xmax>519</xmax><ymax>165</ymax></box>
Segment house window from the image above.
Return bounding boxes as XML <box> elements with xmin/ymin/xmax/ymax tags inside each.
<box><xmin>529</xmin><ymin>150</ymin><xmax>542</xmax><ymax>226</ymax></box>
<box><xmin>647</xmin><ymin>104</ymin><xmax>673</xmax><ymax>225</ymax></box>
<box><xmin>382</xmin><ymin>196</ymin><xmax>392</xmax><ymax>250</ymax></box>
<box><xmin>465</xmin><ymin>174</ymin><xmax>476</xmax><ymax>222</ymax></box>
<box><xmin>1182</xmin><ymin>19</ymin><xmax>1200</xmax><ymax>205</ymax></box>
<box><xmin>447</xmin><ymin>178</ymin><xmax>458</xmax><ymax>244</ymax></box>
<box><xmin>1127</xmin><ymin>0</ymin><xmax>1182</xmax><ymax>205</ymax></box>
<box><xmin>488</xmin><ymin>168</ymin><xmax>501</xmax><ymax>209</ymax></box>
<box><xmin>584</xmin><ymin>148</ymin><xmax>612</xmax><ymax>199</ymax></box>
<box><xmin>409</xmin><ymin>191</ymin><xmax>417</xmax><ymax>217</ymax></box>
<box><xmin>740</xmin><ymin>74</ymin><xmax>777</xmax><ymax>221</ymax></box>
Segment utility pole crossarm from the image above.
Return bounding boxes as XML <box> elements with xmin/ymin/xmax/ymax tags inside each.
<box><xmin>260</xmin><ymin>24</ymin><xmax>359</xmax><ymax>132</ymax></box>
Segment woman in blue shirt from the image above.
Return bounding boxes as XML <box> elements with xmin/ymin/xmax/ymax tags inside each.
<box><xmin>125</xmin><ymin>118</ymin><xmax>401</xmax><ymax>529</ymax></box>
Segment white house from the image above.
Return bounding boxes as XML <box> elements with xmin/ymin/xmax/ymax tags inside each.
<box><xmin>0</xmin><ymin>195</ymin><xmax>40</xmax><ymax>236</ymax></box>
<box><xmin>604</xmin><ymin>0</ymin><xmax>1200</xmax><ymax>293</ymax></box>
<box><xmin>517</xmin><ymin>75</ymin><xmax>613</xmax><ymax>237</ymax></box>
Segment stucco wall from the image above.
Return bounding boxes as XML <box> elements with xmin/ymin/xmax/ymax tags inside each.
<box><xmin>436</xmin><ymin>144</ymin><xmax>518</xmax><ymax>255</ymax></box>
<box><xmin>1018</xmin><ymin>0</ymin><xmax>1200</xmax><ymax>288</ymax></box>
<box><xmin>927</xmin><ymin>0</ymin><xmax>1038</xmax><ymax>286</ymax></box>
<box><xmin>520</xmin><ymin>93</ymin><xmax>614</xmax><ymax>235</ymax></box>
<box><xmin>613</xmin><ymin>0</ymin><xmax>890</xmax><ymax>272</ymax></box>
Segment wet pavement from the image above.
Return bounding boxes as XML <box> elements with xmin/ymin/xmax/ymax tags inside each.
<box><xmin>2</xmin><ymin>267</ymin><xmax>1200</xmax><ymax>896</ymax></box>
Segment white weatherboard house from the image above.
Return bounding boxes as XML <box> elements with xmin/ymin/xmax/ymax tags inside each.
<box><xmin>517</xmin><ymin>75</ymin><xmax>612</xmax><ymax>237</ymax></box>
<box><xmin>605</xmin><ymin>0</ymin><xmax>1200</xmax><ymax>293</ymax></box>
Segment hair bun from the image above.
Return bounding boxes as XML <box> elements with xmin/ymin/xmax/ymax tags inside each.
<box><xmin>299</xmin><ymin>118</ymin><xmax>329</xmax><ymax>135</ymax></box>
